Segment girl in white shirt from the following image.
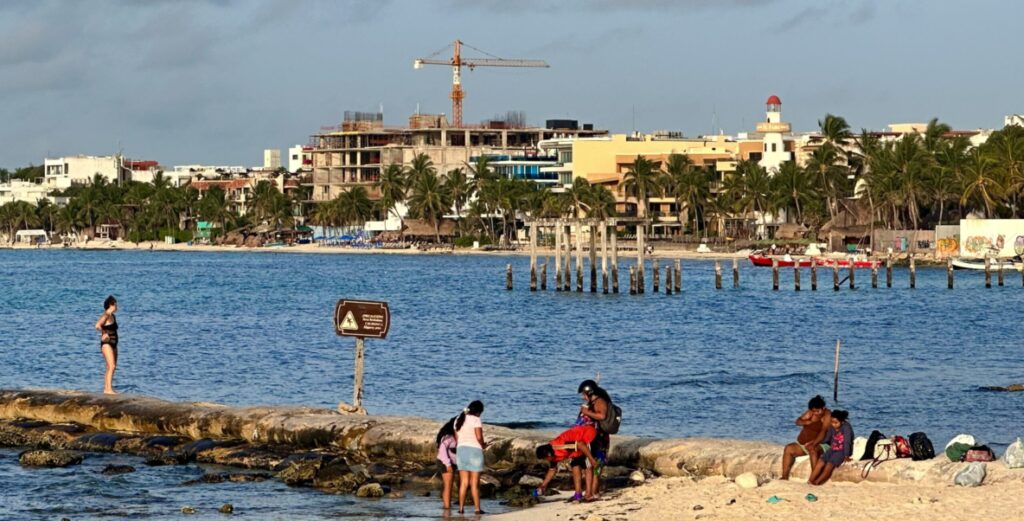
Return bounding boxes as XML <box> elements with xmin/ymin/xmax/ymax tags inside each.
<box><xmin>455</xmin><ymin>400</ymin><xmax>486</xmax><ymax>515</ymax></box>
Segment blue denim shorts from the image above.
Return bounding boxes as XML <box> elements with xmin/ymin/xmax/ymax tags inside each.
<box><xmin>455</xmin><ymin>446</ymin><xmax>485</xmax><ymax>472</ymax></box>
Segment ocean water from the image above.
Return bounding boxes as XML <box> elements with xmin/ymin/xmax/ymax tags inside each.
<box><xmin>1</xmin><ymin>249</ymin><xmax>1023</xmax><ymax>517</ymax></box>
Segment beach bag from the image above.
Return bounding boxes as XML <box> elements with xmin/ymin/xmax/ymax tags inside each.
<box><xmin>946</xmin><ymin>442</ymin><xmax>972</xmax><ymax>462</ymax></box>
<box><xmin>909</xmin><ymin>432</ymin><xmax>935</xmax><ymax>461</ymax></box>
<box><xmin>965</xmin><ymin>445</ymin><xmax>995</xmax><ymax>462</ymax></box>
<box><xmin>599</xmin><ymin>402</ymin><xmax>622</xmax><ymax>435</ymax></box>
<box><xmin>851</xmin><ymin>436</ymin><xmax>868</xmax><ymax>461</ymax></box>
<box><xmin>861</xmin><ymin>430</ymin><xmax>886</xmax><ymax>461</ymax></box>
<box><xmin>945</xmin><ymin>434</ymin><xmax>976</xmax><ymax>451</ymax></box>
<box><xmin>893</xmin><ymin>436</ymin><xmax>912</xmax><ymax>458</ymax></box>
<box><xmin>862</xmin><ymin>439</ymin><xmax>898</xmax><ymax>479</ymax></box>
<box><xmin>1004</xmin><ymin>438</ymin><xmax>1024</xmax><ymax>468</ymax></box>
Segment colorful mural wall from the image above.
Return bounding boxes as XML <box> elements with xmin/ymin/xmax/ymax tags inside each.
<box><xmin>959</xmin><ymin>219</ymin><xmax>1024</xmax><ymax>258</ymax></box>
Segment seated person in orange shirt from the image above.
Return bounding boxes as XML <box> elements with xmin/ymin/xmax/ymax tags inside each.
<box><xmin>533</xmin><ymin>424</ymin><xmax>598</xmax><ymax>502</ymax></box>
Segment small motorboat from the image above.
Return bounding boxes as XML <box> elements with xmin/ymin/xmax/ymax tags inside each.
<box><xmin>951</xmin><ymin>257</ymin><xmax>1023</xmax><ymax>271</ymax></box>
<box><xmin>748</xmin><ymin>254</ymin><xmax>813</xmax><ymax>268</ymax></box>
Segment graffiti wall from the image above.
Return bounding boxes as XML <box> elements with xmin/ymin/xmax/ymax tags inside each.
<box><xmin>935</xmin><ymin>225</ymin><xmax>960</xmax><ymax>259</ymax></box>
<box><xmin>959</xmin><ymin>219</ymin><xmax>1024</xmax><ymax>258</ymax></box>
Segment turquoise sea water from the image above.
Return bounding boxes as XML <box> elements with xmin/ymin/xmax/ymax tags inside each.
<box><xmin>1</xmin><ymin>249</ymin><xmax>1022</xmax><ymax>518</ymax></box>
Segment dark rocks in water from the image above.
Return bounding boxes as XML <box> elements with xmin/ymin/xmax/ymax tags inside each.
<box><xmin>142</xmin><ymin>435</ymin><xmax>187</xmax><ymax>450</ymax></box>
<box><xmin>355</xmin><ymin>483</ymin><xmax>385</xmax><ymax>498</ymax></box>
<box><xmin>276</xmin><ymin>456</ymin><xmax>328</xmax><ymax>486</ymax></box>
<box><xmin>228</xmin><ymin>472</ymin><xmax>272</xmax><ymax>482</ymax></box>
<box><xmin>19</xmin><ymin>449</ymin><xmax>84</xmax><ymax>467</ymax></box>
<box><xmin>145</xmin><ymin>454</ymin><xmax>185</xmax><ymax>466</ymax></box>
<box><xmin>0</xmin><ymin>419</ymin><xmax>84</xmax><ymax>450</ymax></box>
<box><xmin>71</xmin><ymin>432</ymin><xmax>123</xmax><ymax>452</ymax></box>
<box><xmin>180</xmin><ymin>506</ymin><xmax>197</xmax><ymax>514</ymax></box>
<box><xmin>500</xmin><ymin>485</ymin><xmax>540</xmax><ymax>508</ymax></box>
<box><xmin>100</xmin><ymin>464</ymin><xmax>136</xmax><ymax>475</ymax></box>
<box><xmin>980</xmin><ymin>384</ymin><xmax>1024</xmax><ymax>392</ymax></box>
<box><xmin>178</xmin><ymin>438</ymin><xmax>244</xmax><ymax>462</ymax></box>
<box><xmin>313</xmin><ymin>461</ymin><xmax>365</xmax><ymax>493</ymax></box>
<box><xmin>198</xmin><ymin>444</ymin><xmax>290</xmax><ymax>470</ymax></box>
<box><xmin>478</xmin><ymin>473</ymin><xmax>500</xmax><ymax>499</ymax></box>
<box><xmin>0</xmin><ymin>422</ymin><xmax>29</xmax><ymax>447</ymax></box>
<box><xmin>11</xmin><ymin>419</ymin><xmax>49</xmax><ymax>429</ymax></box>
<box><xmin>218</xmin><ymin>503</ymin><xmax>234</xmax><ymax>514</ymax></box>
<box><xmin>183</xmin><ymin>472</ymin><xmax>273</xmax><ymax>486</ymax></box>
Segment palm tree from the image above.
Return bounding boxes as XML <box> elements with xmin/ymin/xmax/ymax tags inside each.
<box><xmin>442</xmin><ymin>167</ymin><xmax>475</xmax><ymax>231</ymax></box>
<box><xmin>770</xmin><ymin>161</ymin><xmax>817</xmax><ymax>225</ymax></box>
<box><xmin>584</xmin><ymin>184</ymin><xmax>617</xmax><ymax>220</ymax></box>
<box><xmin>819</xmin><ymin>114</ymin><xmax>853</xmax><ymax>147</ymax></box>
<box><xmin>54</xmin><ymin>206</ymin><xmax>79</xmax><ymax>239</ymax></box>
<box><xmin>983</xmin><ymin>125</ymin><xmax>1024</xmax><ymax>217</ymax></box>
<box><xmin>805</xmin><ymin>144</ymin><xmax>847</xmax><ymax>221</ymax></box>
<box><xmin>621</xmin><ymin>156</ymin><xmax>663</xmax><ymax>237</ymax></box>
<box><xmin>406</xmin><ymin>153</ymin><xmax>437</xmax><ymax>186</ymax></box>
<box><xmin>335</xmin><ymin>186</ymin><xmax>374</xmax><ymax>228</ymax></box>
<box><xmin>890</xmin><ymin>134</ymin><xmax>931</xmax><ymax>231</ymax></box>
<box><xmin>565</xmin><ymin>177</ymin><xmax>593</xmax><ymax>218</ymax></box>
<box><xmin>36</xmin><ymin>199</ymin><xmax>58</xmax><ymax>234</ymax></box>
<box><xmin>199</xmin><ymin>186</ymin><xmax>235</xmax><ymax>237</ymax></box>
<box><xmin>734</xmin><ymin>161</ymin><xmax>773</xmax><ymax>238</ymax></box>
<box><xmin>75</xmin><ymin>188</ymin><xmax>103</xmax><ymax>237</ymax></box>
<box><xmin>960</xmin><ymin>148</ymin><xmax>1003</xmax><ymax>218</ymax></box>
<box><xmin>932</xmin><ymin>136</ymin><xmax>969</xmax><ymax>225</ymax></box>
<box><xmin>922</xmin><ymin>117</ymin><xmax>952</xmax><ymax>154</ymax></box>
<box><xmin>375</xmin><ymin>163</ymin><xmax>408</xmax><ymax>233</ymax></box>
<box><xmin>663</xmin><ymin>153</ymin><xmax>709</xmax><ymax>236</ymax></box>
<box><xmin>407</xmin><ymin>171</ymin><xmax>452</xmax><ymax>243</ymax></box>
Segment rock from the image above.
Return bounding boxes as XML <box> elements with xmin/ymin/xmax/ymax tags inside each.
<box><xmin>356</xmin><ymin>483</ymin><xmax>385</xmax><ymax>498</ymax></box>
<box><xmin>276</xmin><ymin>458</ymin><xmax>323</xmax><ymax>486</ymax></box>
<box><xmin>178</xmin><ymin>438</ymin><xmax>242</xmax><ymax>462</ymax></box>
<box><xmin>693</xmin><ymin>505</ymin><xmax>704</xmax><ymax>511</ymax></box>
<box><xmin>1004</xmin><ymin>438</ymin><xmax>1024</xmax><ymax>469</ymax></box>
<box><xmin>71</xmin><ymin>432</ymin><xmax>122</xmax><ymax>452</ymax></box>
<box><xmin>388</xmin><ymin>491</ymin><xmax>405</xmax><ymax>499</ymax></box>
<box><xmin>100</xmin><ymin>464</ymin><xmax>136</xmax><ymax>475</ymax></box>
<box><xmin>218</xmin><ymin>503</ymin><xmax>234</xmax><ymax>514</ymax></box>
<box><xmin>228</xmin><ymin>472</ymin><xmax>272</xmax><ymax>482</ymax></box>
<box><xmin>314</xmin><ymin>461</ymin><xmax>365</xmax><ymax>493</ymax></box>
<box><xmin>144</xmin><ymin>454</ymin><xmax>183</xmax><ymax>466</ymax></box>
<box><xmin>518</xmin><ymin>475</ymin><xmax>543</xmax><ymax>487</ymax></box>
<box><xmin>954</xmin><ymin>462</ymin><xmax>986</xmax><ymax>487</ymax></box>
<box><xmin>479</xmin><ymin>473</ymin><xmax>501</xmax><ymax>498</ymax></box>
<box><xmin>181</xmin><ymin>506</ymin><xmax>196</xmax><ymax>514</ymax></box>
<box><xmin>735</xmin><ymin>472</ymin><xmax>760</xmax><ymax>489</ymax></box>
<box><xmin>629</xmin><ymin>470</ymin><xmax>646</xmax><ymax>483</ymax></box>
<box><xmin>19</xmin><ymin>449</ymin><xmax>83</xmax><ymax>468</ymax></box>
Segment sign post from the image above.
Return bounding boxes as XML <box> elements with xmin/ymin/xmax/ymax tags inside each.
<box><xmin>334</xmin><ymin>299</ymin><xmax>390</xmax><ymax>410</ymax></box>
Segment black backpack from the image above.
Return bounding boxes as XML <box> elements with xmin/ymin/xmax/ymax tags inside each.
<box><xmin>909</xmin><ymin>432</ymin><xmax>935</xmax><ymax>461</ymax></box>
<box><xmin>862</xmin><ymin>430</ymin><xmax>886</xmax><ymax>461</ymax></box>
<box><xmin>599</xmin><ymin>402</ymin><xmax>622</xmax><ymax>435</ymax></box>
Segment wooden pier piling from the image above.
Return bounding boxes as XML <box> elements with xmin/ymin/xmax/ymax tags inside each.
<box><xmin>794</xmin><ymin>265</ymin><xmax>801</xmax><ymax>291</ymax></box>
<box><xmin>848</xmin><ymin>258</ymin><xmax>855</xmax><ymax>290</ymax></box>
<box><xmin>732</xmin><ymin>258</ymin><xmax>739</xmax><ymax>289</ymax></box>
<box><xmin>832</xmin><ymin>264</ymin><xmax>840</xmax><ymax>291</ymax></box>
<box><xmin>575</xmin><ymin>224</ymin><xmax>584</xmax><ymax>293</ymax></box>
<box><xmin>600</xmin><ymin>222</ymin><xmax>608</xmax><ymax>294</ymax></box>
<box><xmin>541</xmin><ymin>262</ymin><xmax>547</xmax><ymax>291</ymax></box>
<box><xmin>909</xmin><ymin>253</ymin><xmax>916</xmax><ymax>289</ymax></box>
<box><xmin>811</xmin><ymin>260</ymin><xmax>818</xmax><ymax>291</ymax></box>
<box><xmin>554</xmin><ymin>223</ymin><xmax>562</xmax><ymax>291</ymax></box>
<box><xmin>653</xmin><ymin>259</ymin><xmax>660</xmax><ymax>292</ymax></box>
<box><xmin>871</xmin><ymin>264</ymin><xmax>878</xmax><ymax>289</ymax></box>
<box><xmin>998</xmin><ymin>261</ymin><xmax>1005</xmax><ymax>287</ymax></box>
<box><xmin>611</xmin><ymin>223</ymin><xmax>619</xmax><ymax>293</ymax></box>
<box><xmin>629</xmin><ymin>265</ymin><xmax>637</xmax><ymax>295</ymax></box>
<box><xmin>563</xmin><ymin>225</ymin><xmax>572</xmax><ymax>292</ymax></box>
<box><xmin>529</xmin><ymin>223</ymin><xmax>537</xmax><ymax>292</ymax></box>
<box><xmin>665</xmin><ymin>266</ymin><xmax>673</xmax><ymax>295</ymax></box>
<box><xmin>947</xmin><ymin>258</ymin><xmax>953</xmax><ymax>289</ymax></box>
<box><xmin>506</xmin><ymin>263</ymin><xmax>513</xmax><ymax>290</ymax></box>
<box><xmin>984</xmin><ymin>256</ymin><xmax>992</xmax><ymax>288</ymax></box>
<box><xmin>675</xmin><ymin>259</ymin><xmax>682</xmax><ymax>292</ymax></box>
<box><xmin>772</xmin><ymin>259</ymin><xmax>780</xmax><ymax>291</ymax></box>
<box><xmin>886</xmin><ymin>253</ymin><xmax>893</xmax><ymax>288</ymax></box>
<box><xmin>636</xmin><ymin>226</ymin><xmax>645</xmax><ymax>294</ymax></box>
<box><xmin>715</xmin><ymin>260</ymin><xmax>723</xmax><ymax>290</ymax></box>
<box><xmin>589</xmin><ymin>224</ymin><xmax>598</xmax><ymax>293</ymax></box>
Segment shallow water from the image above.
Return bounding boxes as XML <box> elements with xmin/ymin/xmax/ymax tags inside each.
<box><xmin>1</xmin><ymin>249</ymin><xmax>1022</xmax><ymax>517</ymax></box>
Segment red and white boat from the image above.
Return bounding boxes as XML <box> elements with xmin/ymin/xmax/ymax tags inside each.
<box><xmin>748</xmin><ymin>255</ymin><xmax>813</xmax><ymax>268</ymax></box>
<box><xmin>815</xmin><ymin>257</ymin><xmax>882</xmax><ymax>269</ymax></box>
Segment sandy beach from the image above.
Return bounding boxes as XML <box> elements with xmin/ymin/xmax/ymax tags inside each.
<box><xmin>492</xmin><ymin>474</ymin><xmax>1024</xmax><ymax>521</ymax></box>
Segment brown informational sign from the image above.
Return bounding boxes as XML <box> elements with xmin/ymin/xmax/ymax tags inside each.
<box><xmin>334</xmin><ymin>300</ymin><xmax>390</xmax><ymax>339</ymax></box>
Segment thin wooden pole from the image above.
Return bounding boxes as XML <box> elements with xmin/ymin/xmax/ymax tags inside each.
<box><xmin>832</xmin><ymin>263</ymin><xmax>840</xmax><ymax>291</ymax></box>
<box><xmin>811</xmin><ymin>259</ymin><xmax>818</xmax><ymax>291</ymax></box>
<box><xmin>732</xmin><ymin>257</ymin><xmax>740</xmax><ymax>289</ymax></box>
<box><xmin>541</xmin><ymin>262</ymin><xmax>547</xmax><ymax>291</ymax></box>
<box><xmin>652</xmin><ymin>258</ymin><xmax>660</xmax><ymax>292</ymax></box>
<box><xmin>589</xmin><ymin>224</ymin><xmax>598</xmax><ymax>293</ymax></box>
<box><xmin>848</xmin><ymin>257</ymin><xmax>855</xmax><ymax>290</ymax></box>
<box><xmin>715</xmin><ymin>260</ymin><xmax>722</xmax><ymax>290</ymax></box>
<box><xmin>998</xmin><ymin>260</ymin><xmax>1005</xmax><ymax>287</ymax></box>
<box><xmin>909</xmin><ymin>253</ymin><xmax>916</xmax><ymax>289</ymax></box>
<box><xmin>557</xmin><ymin>221</ymin><xmax>565</xmax><ymax>290</ymax></box>
<box><xmin>576</xmin><ymin>223</ymin><xmax>584</xmax><ymax>293</ymax></box>
<box><xmin>947</xmin><ymin>257</ymin><xmax>954</xmax><ymax>289</ymax></box>
<box><xmin>772</xmin><ymin>259</ymin><xmax>779</xmax><ymax>291</ymax></box>
<box><xmin>675</xmin><ymin>258</ymin><xmax>682</xmax><ymax>292</ymax></box>
<box><xmin>506</xmin><ymin>263</ymin><xmax>513</xmax><ymax>290</ymax></box>
<box><xmin>794</xmin><ymin>264</ymin><xmax>801</xmax><ymax>291</ymax></box>
<box><xmin>529</xmin><ymin>222</ymin><xmax>537</xmax><ymax>292</ymax></box>
<box><xmin>833</xmin><ymin>339</ymin><xmax>841</xmax><ymax>403</ymax></box>
<box><xmin>636</xmin><ymin>225</ymin><xmax>645</xmax><ymax>294</ymax></box>
<box><xmin>985</xmin><ymin>256</ymin><xmax>992</xmax><ymax>288</ymax></box>
<box><xmin>564</xmin><ymin>225</ymin><xmax>571</xmax><ymax>292</ymax></box>
<box><xmin>871</xmin><ymin>264</ymin><xmax>878</xmax><ymax>289</ymax></box>
<box><xmin>601</xmin><ymin>223</ymin><xmax>608</xmax><ymax>294</ymax></box>
<box><xmin>353</xmin><ymin>337</ymin><xmax>365</xmax><ymax>408</ymax></box>
<box><xmin>886</xmin><ymin>253</ymin><xmax>893</xmax><ymax>288</ymax></box>
<box><xmin>611</xmin><ymin>223</ymin><xmax>619</xmax><ymax>294</ymax></box>
<box><xmin>629</xmin><ymin>265</ymin><xmax>637</xmax><ymax>295</ymax></box>
<box><xmin>665</xmin><ymin>265</ymin><xmax>672</xmax><ymax>295</ymax></box>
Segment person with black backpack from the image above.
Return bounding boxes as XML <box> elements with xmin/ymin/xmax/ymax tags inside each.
<box><xmin>576</xmin><ymin>380</ymin><xmax>619</xmax><ymax>500</ymax></box>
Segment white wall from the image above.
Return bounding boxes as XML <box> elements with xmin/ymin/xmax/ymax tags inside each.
<box><xmin>959</xmin><ymin>219</ymin><xmax>1024</xmax><ymax>258</ymax></box>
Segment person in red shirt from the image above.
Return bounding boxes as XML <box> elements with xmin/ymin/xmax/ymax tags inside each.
<box><xmin>533</xmin><ymin>424</ymin><xmax>598</xmax><ymax>502</ymax></box>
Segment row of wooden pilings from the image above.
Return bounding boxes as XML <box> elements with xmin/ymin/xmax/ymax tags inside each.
<box><xmin>506</xmin><ymin>249</ymin><xmax>1024</xmax><ymax>292</ymax></box>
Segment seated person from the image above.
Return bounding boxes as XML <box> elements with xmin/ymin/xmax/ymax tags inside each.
<box><xmin>533</xmin><ymin>424</ymin><xmax>598</xmax><ymax>502</ymax></box>
<box><xmin>809</xmin><ymin>410</ymin><xmax>854</xmax><ymax>485</ymax></box>
<box><xmin>780</xmin><ymin>395</ymin><xmax>831</xmax><ymax>480</ymax></box>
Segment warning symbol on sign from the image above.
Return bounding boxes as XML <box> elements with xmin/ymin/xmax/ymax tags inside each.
<box><xmin>339</xmin><ymin>311</ymin><xmax>359</xmax><ymax>331</ymax></box>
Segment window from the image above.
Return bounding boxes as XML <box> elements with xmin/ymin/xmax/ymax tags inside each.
<box><xmin>771</xmin><ymin>143</ymin><xmax>777</xmax><ymax>152</ymax></box>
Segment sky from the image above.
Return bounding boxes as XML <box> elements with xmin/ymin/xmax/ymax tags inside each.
<box><xmin>1</xmin><ymin>0</ymin><xmax>1022</xmax><ymax>168</ymax></box>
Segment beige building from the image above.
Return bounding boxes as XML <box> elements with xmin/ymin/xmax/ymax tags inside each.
<box><xmin>308</xmin><ymin>112</ymin><xmax>605</xmax><ymax>202</ymax></box>
<box><xmin>43</xmin><ymin>155</ymin><xmax>126</xmax><ymax>189</ymax></box>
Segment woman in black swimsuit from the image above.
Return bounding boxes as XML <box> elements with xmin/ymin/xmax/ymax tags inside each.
<box><xmin>94</xmin><ymin>295</ymin><xmax>119</xmax><ymax>394</ymax></box>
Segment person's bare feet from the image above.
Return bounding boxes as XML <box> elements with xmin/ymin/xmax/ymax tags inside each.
<box><xmin>103</xmin><ymin>389</ymin><xmax>117</xmax><ymax>395</ymax></box>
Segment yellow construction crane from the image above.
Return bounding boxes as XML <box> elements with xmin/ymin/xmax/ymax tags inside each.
<box><xmin>414</xmin><ymin>39</ymin><xmax>549</xmax><ymax>128</ymax></box>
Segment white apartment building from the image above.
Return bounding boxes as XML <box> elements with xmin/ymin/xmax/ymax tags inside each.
<box><xmin>288</xmin><ymin>145</ymin><xmax>313</xmax><ymax>173</ymax></box>
<box><xmin>43</xmin><ymin>155</ymin><xmax>126</xmax><ymax>189</ymax></box>
<box><xmin>0</xmin><ymin>180</ymin><xmax>50</xmax><ymax>205</ymax></box>
<box><xmin>263</xmin><ymin>149</ymin><xmax>281</xmax><ymax>170</ymax></box>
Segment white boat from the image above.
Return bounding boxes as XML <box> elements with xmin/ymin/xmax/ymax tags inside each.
<box><xmin>951</xmin><ymin>257</ymin><xmax>1023</xmax><ymax>271</ymax></box>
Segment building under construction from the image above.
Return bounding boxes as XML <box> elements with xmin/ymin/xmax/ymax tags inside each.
<box><xmin>308</xmin><ymin>111</ymin><xmax>606</xmax><ymax>202</ymax></box>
